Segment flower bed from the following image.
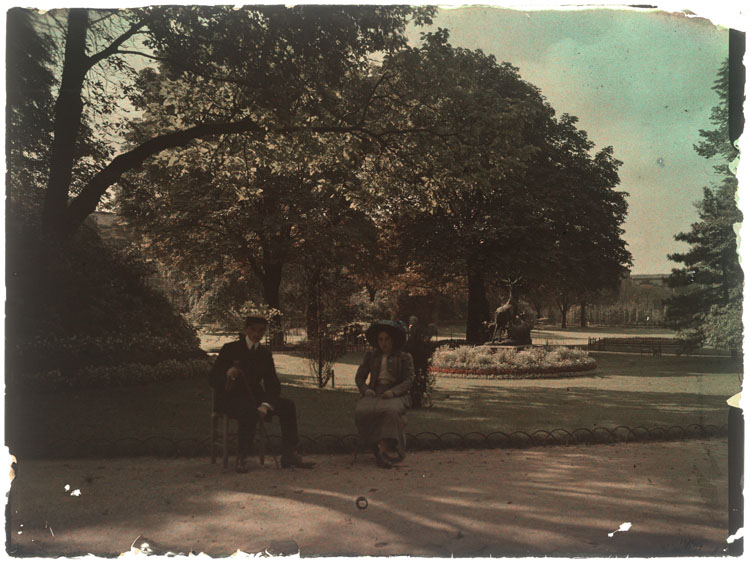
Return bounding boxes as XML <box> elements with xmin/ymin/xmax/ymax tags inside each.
<box><xmin>429</xmin><ymin>345</ymin><xmax>596</xmax><ymax>379</ymax></box>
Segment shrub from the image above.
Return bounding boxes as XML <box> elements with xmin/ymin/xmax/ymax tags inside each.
<box><xmin>405</xmin><ymin>332</ymin><xmax>438</xmax><ymax>408</ymax></box>
<box><xmin>6</xmin><ymin>214</ymin><xmax>205</xmax><ymax>386</ymax></box>
<box><xmin>303</xmin><ymin>334</ymin><xmax>346</xmax><ymax>388</ymax></box>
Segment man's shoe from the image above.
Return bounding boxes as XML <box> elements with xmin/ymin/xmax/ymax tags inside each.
<box><xmin>280</xmin><ymin>453</ymin><xmax>315</xmax><ymax>469</ymax></box>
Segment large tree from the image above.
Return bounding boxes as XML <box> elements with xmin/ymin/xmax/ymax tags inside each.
<box><xmin>667</xmin><ymin>60</ymin><xmax>743</xmax><ymax>354</ymax></box>
<box><xmin>536</xmin><ymin>117</ymin><xmax>631</xmax><ymax>328</ymax></box>
<box><xmin>118</xmin><ymin>123</ymin><xmax>374</xmax><ymax>318</ymax></box>
<box><xmin>118</xmin><ymin>61</ymin><xmax>386</xmax><ymax>329</ymax></box>
<box><xmin>29</xmin><ymin>6</ymin><xmax>434</xmax><ymax>238</ymax></box>
<box><xmin>370</xmin><ymin>33</ymin><xmax>556</xmax><ymax>342</ymax></box>
<box><xmin>376</xmin><ymin>34</ymin><xmax>630</xmax><ymax>340</ymax></box>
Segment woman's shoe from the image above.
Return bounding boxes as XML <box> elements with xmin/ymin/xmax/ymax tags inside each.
<box><xmin>374</xmin><ymin>451</ymin><xmax>393</xmax><ymax>469</ymax></box>
<box><xmin>280</xmin><ymin>452</ymin><xmax>315</xmax><ymax>469</ymax></box>
<box><xmin>384</xmin><ymin>449</ymin><xmax>405</xmax><ymax>463</ymax></box>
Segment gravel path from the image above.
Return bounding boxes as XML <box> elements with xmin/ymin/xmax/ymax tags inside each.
<box><xmin>8</xmin><ymin>438</ymin><xmax>729</xmax><ymax>557</ymax></box>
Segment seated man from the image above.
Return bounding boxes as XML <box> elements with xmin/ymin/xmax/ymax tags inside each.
<box><xmin>210</xmin><ymin>316</ymin><xmax>314</xmax><ymax>472</ymax></box>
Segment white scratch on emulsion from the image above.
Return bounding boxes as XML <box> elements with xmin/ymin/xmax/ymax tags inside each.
<box><xmin>727</xmin><ymin>528</ymin><xmax>745</xmax><ymax>543</ymax></box>
<box><xmin>608</xmin><ymin>522</ymin><xmax>632</xmax><ymax>537</ymax></box>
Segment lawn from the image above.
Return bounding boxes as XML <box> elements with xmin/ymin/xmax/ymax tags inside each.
<box><xmin>6</xmin><ymin>350</ymin><xmax>740</xmax><ymax>459</ymax></box>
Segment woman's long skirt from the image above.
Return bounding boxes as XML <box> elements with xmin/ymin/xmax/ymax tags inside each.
<box><xmin>355</xmin><ymin>395</ymin><xmax>409</xmax><ymax>450</ymax></box>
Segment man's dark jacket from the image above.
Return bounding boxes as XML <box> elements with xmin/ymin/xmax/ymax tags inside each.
<box><xmin>209</xmin><ymin>336</ymin><xmax>281</xmax><ymax>413</ymax></box>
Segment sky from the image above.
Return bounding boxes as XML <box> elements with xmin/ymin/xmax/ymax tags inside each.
<box><xmin>409</xmin><ymin>5</ymin><xmax>731</xmax><ymax>275</ymax></box>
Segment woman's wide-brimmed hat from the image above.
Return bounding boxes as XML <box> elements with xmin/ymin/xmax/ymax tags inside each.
<box><xmin>365</xmin><ymin>320</ymin><xmax>408</xmax><ymax>350</ymax></box>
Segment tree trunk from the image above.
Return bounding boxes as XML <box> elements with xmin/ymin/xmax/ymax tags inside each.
<box><xmin>305</xmin><ymin>266</ymin><xmax>322</xmax><ymax>339</ymax></box>
<box><xmin>261</xmin><ymin>267</ymin><xmax>282</xmax><ymax>310</ymax></box>
<box><xmin>42</xmin><ymin>8</ymin><xmax>89</xmax><ymax>238</ymax></box>
<box><xmin>365</xmin><ymin>283</ymin><xmax>377</xmax><ymax>302</ymax></box>
<box><xmin>580</xmin><ymin>303</ymin><xmax>588</xmax><ymax>327</ymax></box>
<box><xmin>560</xmin><ymin>307</ymin><xmax>568</xmax><ymax>328</ymax></box>
<box><xmin>261</xmin><ymin>259</ymin><xmax>284</xmax><ymax>346</ymax></box>
<box><xmin>532</xmin><ymin>300</ymin><xmax>543</xmax><ymax>319</ymax></box>
<box><xmin>466</xmin><ymin>260</ymin><xmax>490</xmax><ymax>343</ymax></box>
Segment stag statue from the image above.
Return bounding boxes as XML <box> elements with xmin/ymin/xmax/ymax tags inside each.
<box><xmin>489</xmin><ymin>279</ymin><xmax>533</xmax><ymax>346</ymax></box>
<box><xmin>491</xmin><ymin>290</ymin><xmax>519</xmax><ymax>341</ymax></box>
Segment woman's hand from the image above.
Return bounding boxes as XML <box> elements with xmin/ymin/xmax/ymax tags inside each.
<box><xmin>381</xmin><ymin>390</ymin><xmax>395</xmax><ymax>399</ymax></box>
<box><xmin>364</xmin><ymin>389</ymin><xmax>377</xmax><ymax>397</ymax></box>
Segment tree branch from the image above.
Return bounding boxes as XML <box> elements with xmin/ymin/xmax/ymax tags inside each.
<box><xmin>114</xmin><ymin>49</ymin><xmax>170</xmax><ymax>63</ymax></box>
<box><xmin>66</xmin><ymin>117</ymin><xmax>371</xmax><ymax>233</ymax></box>
<box><xmin>87</xmin><ymin>18</ymin><xmax>149</xmax><ymax>69</ymax></box>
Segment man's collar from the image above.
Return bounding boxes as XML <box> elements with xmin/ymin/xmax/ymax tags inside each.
<box><xmin>245</xmin><ymin>335</ymin><xmax>260</xmax><ymax>350</ymax></box>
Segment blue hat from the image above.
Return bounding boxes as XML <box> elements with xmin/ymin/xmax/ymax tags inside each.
<box><xmin>365</xmin><ymin>320</ymin><xmax>407</xmax><ymax>350</ymax></box>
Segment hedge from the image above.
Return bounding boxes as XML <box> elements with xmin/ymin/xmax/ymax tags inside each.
<box><xmin>8</xmin><ymin>333</ymin><xmax>206</xmax><ymax>374</ymax></box>
<box><xmin>9</xmin><ymin>357</ymin><xmax>213</xmax><ymax>390</ymax></box>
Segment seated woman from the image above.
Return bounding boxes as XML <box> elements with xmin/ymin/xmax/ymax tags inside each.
<box><xmin>355</xmin><ymin>320</ymin><xmax>414</xmax><ymax>468</ymax></box>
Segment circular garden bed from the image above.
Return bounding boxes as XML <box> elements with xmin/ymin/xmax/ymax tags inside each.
<box><xmin>428</xmin><ymin>345</ymin><xmax>597</xmax><ymax>379</ymax></box>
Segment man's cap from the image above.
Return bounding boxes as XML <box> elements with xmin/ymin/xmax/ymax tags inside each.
<box><xmin>245</xmin><ymin>315</ymin><xmax>269</xmax><ymax>326</ymax></box>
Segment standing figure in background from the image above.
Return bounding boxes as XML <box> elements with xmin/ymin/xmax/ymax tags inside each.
<box><xmin>355</xmin><ymin>320</ymin><xmax>414</xmax><ymax>468</ymax></box>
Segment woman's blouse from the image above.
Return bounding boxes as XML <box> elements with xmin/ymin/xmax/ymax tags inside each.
<box><xmin>376</xmin><ymin>354</ymin><xmax>396</xmax><ymax>386</ymax></box>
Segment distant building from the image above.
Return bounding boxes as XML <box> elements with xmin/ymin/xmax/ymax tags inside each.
<box><xmin>535</xmin><ymin>272</ymin><xmax>674</xmax><ymax>327</ymax></box>
<box><xmin>630</xmin><ymin>273</ymin><xmax>670</xmax><ymax>287</ymax></box>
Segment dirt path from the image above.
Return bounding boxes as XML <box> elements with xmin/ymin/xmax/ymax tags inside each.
<box><xmin>8</xmin><ymin>438</ymin><xmax>728</xmax><ymax>557</ymax></box>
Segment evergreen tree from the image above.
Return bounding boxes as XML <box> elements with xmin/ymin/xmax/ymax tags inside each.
<box><xmin>667</xmin><ymin>60</ymin><xmax>743</xmax><ymax>354</ymax></box>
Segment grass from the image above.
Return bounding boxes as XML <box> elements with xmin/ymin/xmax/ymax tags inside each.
<box><xmin>5</xmin><ymin>351</ymin><xmax>741</xmax><ymax>458</ymax></box>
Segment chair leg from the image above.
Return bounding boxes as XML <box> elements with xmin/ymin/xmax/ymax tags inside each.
<box><xmin>222</xmin><ymin>415</ymin><xmax>229</xmax><ymax>470</ymax></box>
<box><xmin>352</xmin><ymin>437</ymin><xmax>367</xmax><ymax>465</ymax></box>
<box><xmin>257</xmin><ymin>419</ymin><xmax>279</xmax><ymax>468</ymax></box>
<box><xmin>397</xmin><ymin>417</ymin><xmax>407</xmax><ymax>460</ymax></box>
<box><xmin>210</xmin><ymin>414</ymin><xmax>217</xmax><ymax>464</ymax></box>
<box><xmin>257</xmin><ymin>419</ymin><xmax>266</xmax><ymax>466</ymax></box>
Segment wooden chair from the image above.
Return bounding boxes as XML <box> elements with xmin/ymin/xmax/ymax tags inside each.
<box><xmin>210</xmin><ymin>390</ymin><xmax>276</xmax><ymax>469</ymax></box>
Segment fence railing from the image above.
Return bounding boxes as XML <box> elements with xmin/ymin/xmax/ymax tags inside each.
<box><xmin>587</xmin><ymin>337</ymin><xmax>692</xmax><ymax>356</ymax></box>
<box><xmin>11</xmin><ymin>423</ymin><xmax>727</xmax><ymax>459</ymax></box>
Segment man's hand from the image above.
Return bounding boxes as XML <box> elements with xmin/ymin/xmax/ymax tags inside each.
<box><xmin>225</xmin><ymin>366</ymin><xmax>243</xmax><ymax>390</ymax></box>
<box><xmin>381</xmin><ymin>390</ymin><xmax>395</xmax><ymax>399</ymax></box>
<box><xmin>364</xmin><ymin>388</ymin><xmax>377</xmax><ymax>397</ymax></box>
<box><xmin>257</xmin><ymin>404</ymin><xmax>270</xmax><ymax>417</ymax></box>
